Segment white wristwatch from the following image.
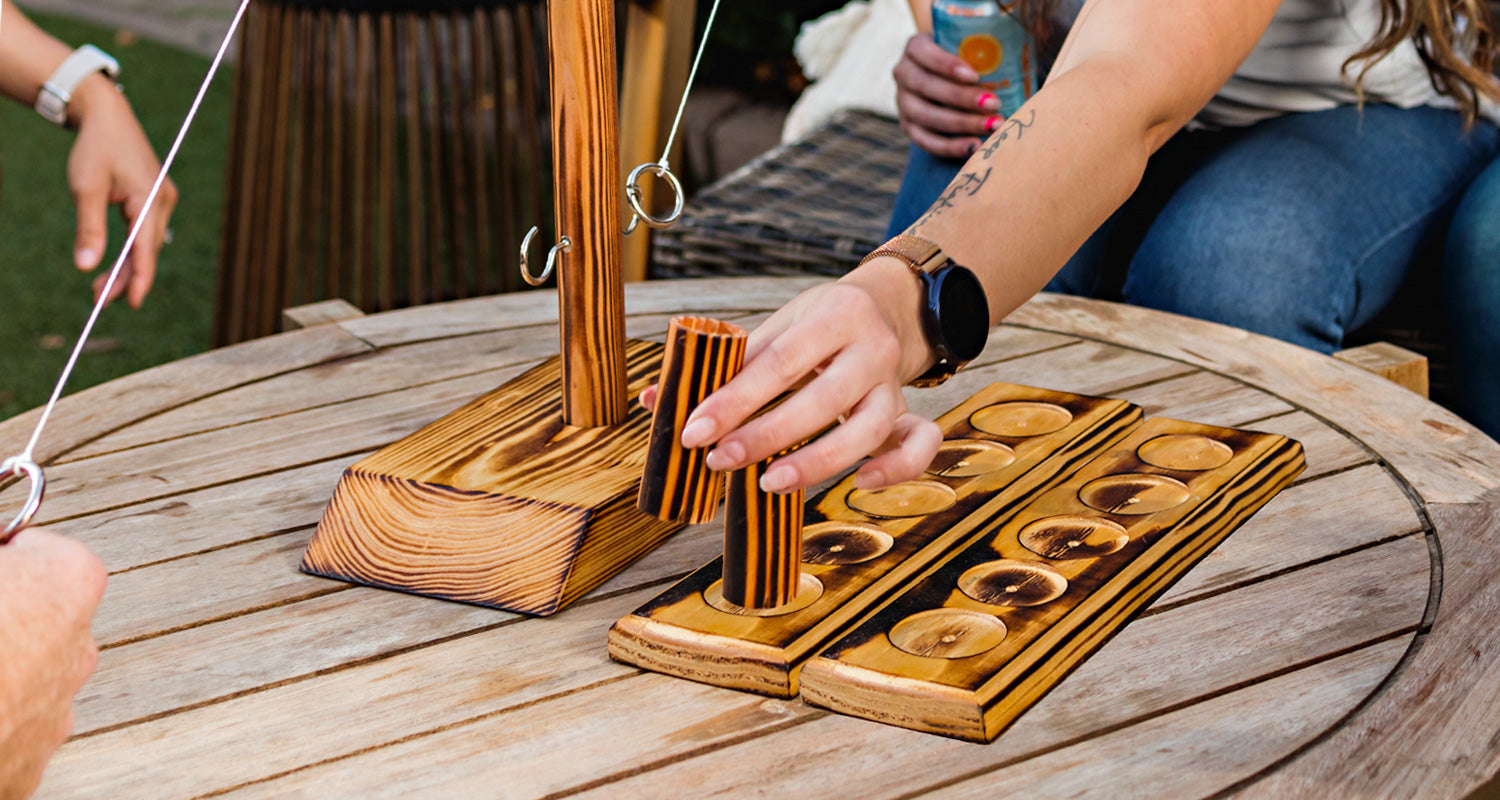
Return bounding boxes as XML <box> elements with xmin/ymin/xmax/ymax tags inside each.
<box><xmin>35</xmin><ymin>44</ymin><xmax>120</xmax><ymax>127</ymax></box>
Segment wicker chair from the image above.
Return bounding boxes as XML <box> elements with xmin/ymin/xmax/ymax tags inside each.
<box><xmin>652</xmin><ymin>108</ymin><xmax>1452</xmax><ymax>400</ymax></box>
<box><xmin>215</xmin><ymin>0</ymin><xmax>553</xmax><ymax>346</ymax></box>
<box><xmin>651</xmin><ymin>110</ymin><xmax>907</xmax><ymax>279</ymax></box>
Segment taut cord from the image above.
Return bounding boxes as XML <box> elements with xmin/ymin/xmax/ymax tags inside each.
<box><xmin>623</xmin><ymin>0</ymin><xmax>723</xmax><ymax>235</ymax></box>
<box><xmin>2</xmin><ymin>0</ymin><xmax>254</xmax><ymax>543</ymax></box>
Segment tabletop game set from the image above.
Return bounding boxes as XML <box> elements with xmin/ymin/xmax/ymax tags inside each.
<box><xmin>609</xmin><ymin>373</ymin><xmax>1305</xmax><ymax>742</ymax></box>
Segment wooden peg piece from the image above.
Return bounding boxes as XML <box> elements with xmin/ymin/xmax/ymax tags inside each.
<box><xmin>722</xmin><ymin>451</ymin><xmax>804</xmax><ymax>610</ymax></box>
<box><xmin>638</xmin><ymin>316</ymin><xmax>747</xmax><ymax>523</ymax></box>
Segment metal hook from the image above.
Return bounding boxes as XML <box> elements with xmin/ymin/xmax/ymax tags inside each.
<box><xmin>623</xmin><ymin>162</ymin><xmax>686</xmax><ymax>236</ymax></box>
<box><xmin>519</xmin><ymin>226</ymin><xmax>572</xmax><ymax>287</ymax></box>
<box><xmin>1</xmin><ymin>457</ymin><xmax>45</xmax><ymax>545</ymax></box>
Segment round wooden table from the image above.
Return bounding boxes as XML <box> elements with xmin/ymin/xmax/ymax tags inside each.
<box><xmin>6</xmin><ymin>278</ymin><xmax>1499</xmax><ymax>798</ymax></box>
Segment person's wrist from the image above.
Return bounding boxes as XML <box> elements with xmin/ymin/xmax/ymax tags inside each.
<box><xmin>64</xmin><ymin>71</ymin><xmax>124</xmax><ymax>129</ymax></box>
<box><xmin>837</xmin><ymin>256</ymin><xmax>937</xmax><ymax>382</ymax></box>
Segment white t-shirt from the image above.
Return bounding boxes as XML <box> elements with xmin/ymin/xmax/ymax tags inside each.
<box><xmin>1055</xmin><ymin>0</ymin><xmax>1499</xmax><ymax>127</ymax></box>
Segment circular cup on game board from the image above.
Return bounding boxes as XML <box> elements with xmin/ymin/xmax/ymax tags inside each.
<box><xmin>1019</xmin><ymin>515</ymin><xmax>1130</xmax><ymax>560</ymax></box>
<box><xmin>847</xmin><ymin>480</ymin><xmax>958</xmax><ymax>518</ymax></box>
<box><xmin>1078</xmin><ymin>473</ymin><xmax>1192</xmax><ymax>515</ymax></box>
<box><xmin>1138</xmin><ymin>434</ymin><xmax>1234</xmax><ymax>471</ymax></box>
<box><xmin>704</xmin><ymin>573</ymin><xmax>824</xmax><ymax>617</ymax></box>
<box><xmin>968</xmin><ymin>401</ymin><xmax>1073</xmax><ymax>438</ymax></box>
<box><xmin>926</xmin><ymin>439</ymin><xmax>1017</xmax><ymax>478</ymax></box>
<box><xmin>958</xmin><ymin>559</ymin><xmax>1069</xmax><ymax>607</ymax></box>
<box><xmin>888</xmin><ymin>608</ymin><xmax>1008</xmax><ymax>659</ymax></box>
<box><xmin>801</xmin><ymin>522</ymin><xmax>895</xmax><ymax>566</ymax></box>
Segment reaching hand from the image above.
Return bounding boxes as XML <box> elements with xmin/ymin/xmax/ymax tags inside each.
<box><xmin>654</xmin><ymin>260</ymin><xmax>945</xmax><ymax>495</ymax></box>
<box><xmin>66</xmin><ymin>72</ymin><xmax>177</xmax><ymax>309</ymax></box>
<box><xmin>0</xmin><ymin>528</ymin><xmax>106</xmax><ymax>800</ymax></box>
<box><xmin>893</xmin><ymin>33</ymin><xmax>1002</xmax><ymax>159</ymax></box>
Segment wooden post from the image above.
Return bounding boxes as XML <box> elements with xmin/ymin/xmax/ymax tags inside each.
<box><xmin>549</xmin><ymin>0</ymin><xmax>629</xmax><ymax>427</ymax></box>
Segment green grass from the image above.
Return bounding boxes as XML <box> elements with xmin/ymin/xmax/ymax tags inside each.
<box><xmin>0</xmin><ymin>12</ymin><xmax>228</xmax><ymax>422</ymax></box>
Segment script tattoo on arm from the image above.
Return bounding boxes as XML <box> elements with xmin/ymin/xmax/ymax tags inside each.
<box><xmin>910</xmin><ymin>109</ymin><xmax>1037</xmax><ymax>231</ymax></box>
<box><xmin>978</xmin><ymin>108</ymin><xmax>1035</xmax><ymax>159</ymax></box>
<box><xmin>912</xmin><ymin>166</ymin><xmax>992</xmax><ymax>229</ymax></box>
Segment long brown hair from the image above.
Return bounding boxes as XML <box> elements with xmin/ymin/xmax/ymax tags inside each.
<box><xmin>1350</xmin><ymin>0</ymin><xmax>1500</xmax><ymax>124</ymax></box>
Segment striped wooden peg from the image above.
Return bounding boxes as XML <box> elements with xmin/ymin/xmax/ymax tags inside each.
<box><xmin>721</xmin><ymin>451</ymin><xmax>805</xmax><ymax>610</ymax></box>
<box><xmin>638</xmin><ymin>316</ymin><xmax>747</xmax><ymax>523</ymax></box>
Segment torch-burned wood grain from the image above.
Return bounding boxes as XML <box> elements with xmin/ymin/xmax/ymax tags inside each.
<box><xmin>639</xmin><ymin>317</ymin><xmax>747</xmax><ymax>523</ymax></box>
<box><xmin>799</xmin><ymin>417</ymin><xmax>1306</xmax><ymax>741</ymax></box>
<box><xmin>301</xmin><ymin>339</ymin><xmax>684</xmax><ymax>616</ymax></box>
<box><xmin>722</xmin><ymin>451</ymin><xmax>803</xmax><ymax>610</ymax></box>
<box><xmin>608</xmin><ymin>384</ymin><xmax>1144</xmax><ymax>697</ymax></box>
<box><xmin>550</xmin><ymin>0</ymin><xmax>627</xmax><ymax>428</ymax></box>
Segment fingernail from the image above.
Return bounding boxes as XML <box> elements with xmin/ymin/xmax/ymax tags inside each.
<box><xmin>955</xmin><ymin>65</ymin><xmax>979</xmax><ymax>83</ymax></box>
<box><xmin>967</xmin><ymin>142</ymin><xmax>978</xmax><ymax>155</ymax></box>
<box><xmin>75</xmin><ymin>249</ymin><xmax>97</xmax><ymax>269</ymax></box>
<box><xmin>853</xmin><ymin>469</ymin><xmax>885</xmax><ymax>491</ymax></box>
<box><xmin>680</xmin><ymin>417</ymin><xmax>714</xmax><ymax>448</ymax></box>
<box><xmin>759</xmin><ymin>465</ymin><xmax>796</xmax><ymax>494</ymax></box>
<box><xmin>705</xmin><ymin>441</ymin><xmax>744</xmax><ymax>472</ymax></box>
<box><xmin>985</xmin><ymin>115</ymin><xmax>1001</xmax><ymax>132</ymax></box>
<box><xmin>977</xmin><ymin>92</ymin><xmax>998</xmax><ymax>112</ymax></box>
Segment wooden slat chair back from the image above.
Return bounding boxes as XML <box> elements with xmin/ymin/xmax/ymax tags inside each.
<box><xmin>215</xmin><ymin>0</ymin><xmax>553</xmax><ymax>346</ymax></box>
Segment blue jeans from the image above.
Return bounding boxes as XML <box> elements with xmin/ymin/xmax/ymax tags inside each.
<box><xmin>1443</xmin><ymin>155</ymin><xmax>1500</xmax><ymax>439</ymax></box>
<box><xmin>889</xmin><ymin>104</ymin><xmax>1500</xmax><ymax>434</ymax></box>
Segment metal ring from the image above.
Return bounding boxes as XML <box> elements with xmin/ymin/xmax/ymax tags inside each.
<box><xmin>624</xmin><ymin>162</ymin><xmax>686</xmax><ymax>235</ymax></box>
<box><xmin>1</xmin><ymin>457</ymin><xmax>45</xmax><ymax>545</ymax></box>
<box><xmin>519</xmin><ymin>227</ymin><xmax>572</xmax><ymax>287</ymax></box>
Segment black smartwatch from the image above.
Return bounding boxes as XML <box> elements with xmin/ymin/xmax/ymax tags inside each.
<box><xmin>859</xmin><ymin>234</ymin><xmax>991</xmax><ymax>387</ymax></box>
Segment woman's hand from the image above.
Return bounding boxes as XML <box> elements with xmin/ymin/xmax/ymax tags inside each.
<box><xmin>656</xmin><ymin>260</ymin><xmax>945</xmax><ymax>495</ymax></box>
<box><xmin>893</xmin><ymin>33</ymin><xmax>1001</xmax><ymax>159</ymax></box>
<box><xmin>66</xmin><ymin>72</ymin><xmax>176</xmax><ymax>309</ymax></box>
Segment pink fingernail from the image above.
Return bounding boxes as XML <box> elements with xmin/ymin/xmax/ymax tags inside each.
<box><xmin>985</xmin><ymin>115</ymin><xmax>1001</xmax><ymax>132</ymax></box>
<box><xmin>977</xmin><ymin>92</ymin><xmax>998</xmax><ymax>111</ymax></box>
<box><xmin>955</xmin><ymin>65</ymin><xmax>979</xmax><ymax>83</ymax></box>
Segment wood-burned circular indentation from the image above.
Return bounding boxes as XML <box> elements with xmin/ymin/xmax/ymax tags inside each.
<box><xmin>801</xmin><ymin>522</ymin><xmax>894</xmax><ymax>565</ymax></box>
<box><xmin>1078</xmin><ymin>473</ymin><xmax>1192</xmax><ymax>515</ymax></box>
<box><xmin>1137</xmin><ymin>434</ymin><xmax>1234</xmax><ymax>471</ymax></box>
<box><xmin>704</xmin><ymin>573</ymin><xmax>824</xmax><ymax>617</ymax></box>
<box><xmin>969</xmin><ymin>401</ymin><xmax>1073</xmax><ymax>438</ymax></box>
<box><xmin>1019</xmin><ymin>515</ymin><xmax>1130</xmax><ymax>560</ymax></box>
<box><xmin>888</xmin><ymin>608</ymin><xmax>1008</xmax><ymax>659</ymax></box>
<box><xmin>926</xmin><ymin>439</ymin><xmax>1017</xmax><ymax>478</ymax></box>
<box><xmin>958</xmin><ymin>559</ymin><xmax>1069</xmax><ymax>607</ymax></box>
<box><xmin>846</xmin><ymin>480</ymin><xmax>958</xmax><ymax>518</ymax></box>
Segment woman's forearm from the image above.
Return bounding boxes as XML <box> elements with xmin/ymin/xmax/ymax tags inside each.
<box><xmin>0</xmin><ymin>1</ymin><xmax>75</xmax><ymax>106</ymax></box>
<box><xmin>901</xmin><ymin>0</ymin><xmax>1283</xmax><ymax>325</ymax></box>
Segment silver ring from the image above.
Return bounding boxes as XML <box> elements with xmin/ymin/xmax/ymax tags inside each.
<box><xmin>519</xmin><ymin>227</ymin><xmax>572</xmax><ymax>287</ymax></box>
<box><xmin>624</xmin><ymin>162</ymin><xmax>685</xmax><ymax>235</ymax></box>
<box><xmin>1</xmin><ymin>457</ymin><xmax>45</xmax><ymax>545</ymax></box>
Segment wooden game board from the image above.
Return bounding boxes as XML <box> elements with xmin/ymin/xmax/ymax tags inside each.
<box><xmin>608</xmin><ymin>383</ymin><xmax>1144</xmax><ymax>697</ymax></box>
<box><xmin>799</xmin><ymin>416</ymin><xmax>1305</xmax><ymax>741</ymax></box>
<box><xmin>612</xmin><ymin>383</ymin><xmax>1303</xmax><ymax>740</ymax></box>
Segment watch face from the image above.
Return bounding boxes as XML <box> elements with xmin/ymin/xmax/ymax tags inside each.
<box><xmin>929</xmin><ymin>265</ymin><xmax>990</xmax><ymax>361</ymax></box>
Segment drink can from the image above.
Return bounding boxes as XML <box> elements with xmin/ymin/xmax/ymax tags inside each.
<box><xmin>932</xmin><ymin>0</ymin><xmax>1036</xmax><ymax>116</ymax></box>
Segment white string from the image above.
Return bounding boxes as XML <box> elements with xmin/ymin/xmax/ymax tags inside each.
<box><xmin>16</xmin><ymin>0</ymin><xmax>252</xmax><ymax>463</ymax></box>
<box><xmin>655</xmin><ymin>0</ymin><xmax>722</xmax><ymax>169</ymax></box>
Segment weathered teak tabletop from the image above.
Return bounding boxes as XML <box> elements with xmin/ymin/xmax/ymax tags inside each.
<box><xmin>7</xmin><ymin>278</ymin><xmax>1499</xmax><ymax>798</ymax></box>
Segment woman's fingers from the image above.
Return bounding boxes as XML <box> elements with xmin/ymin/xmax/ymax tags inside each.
<box><xmin>756</xmin><ymin>381</ymin><xmax>909</xmax><ymax>492</ymax></box>
<box><xmin>853</xmin><ymin>411</ymin><xmax>944</xmax><ymax>490</ymax></box>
